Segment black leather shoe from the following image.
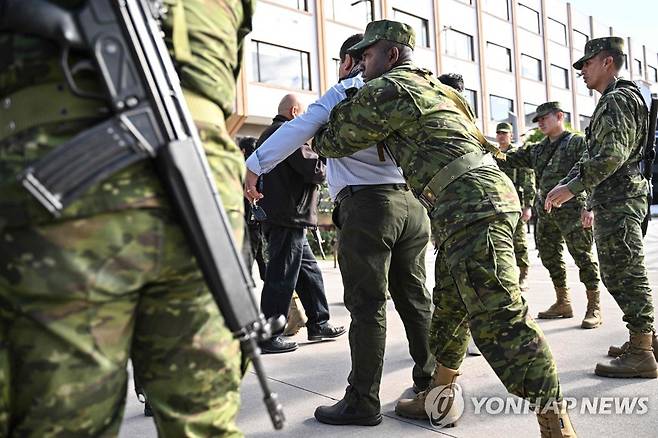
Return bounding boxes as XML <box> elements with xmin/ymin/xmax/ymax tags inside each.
<box><xmin>144</xmin><ymin>401</ymin><xmax>153</xmax><ymax>417</ymax></box>
<box><xmin>314</xmin><ymin>398</ymin><xmax>382</xmax><ymax>426</ymax></box>
<box><xmin>260</xmin><ymin>336</ymin><xmax>298</xmax><ymax>354</ymax></box>
<box><xmin>412</xmin><ymin>381</ymin><xmax>429</xmax><ymax>394</ymax></box>
<box><xmin>307</xmin><ymin>323</ymin><xmax>347</xmax><ymax>341</ymax></box>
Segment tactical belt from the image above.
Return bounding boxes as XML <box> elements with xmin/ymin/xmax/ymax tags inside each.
<box><xmin>418</xmin><ymin>151</ymin><xmax>497</xmax><ymax>210</ymax></box>
<box><xmin>334</xmin><ymin>183</ymin><xmax>408</xmax><ymax>204</ymax></box>
<box><xmin>0</xmin><ymin>82</ymin><xmax>109</xmax><ymax>142</ymax></box>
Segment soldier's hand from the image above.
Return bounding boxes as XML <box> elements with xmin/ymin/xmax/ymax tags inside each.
<box><xmin>544</xmin><ymin>184</ymin><xmax>574</xmax><ymax>212</ymax></box>
<box><xmin>521</xmin><ymin>207</ymin><xmax>532</xmax><ymax>222</ymax></box>
<box><xmin>244</xmin><ymin>169</ymin><xmax>264</xmax><ymax>202</ymax></box>
<box><xmin>581</xmin><ymin>209</ymin><xmax>594</xmax><ymax>229</ymax></box>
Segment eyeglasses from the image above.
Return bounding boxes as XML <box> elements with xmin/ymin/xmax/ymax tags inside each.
<box><xmin>250</xmin><ymin>202</ymin><xmax>268</xmax><ymax>221</ymax></box>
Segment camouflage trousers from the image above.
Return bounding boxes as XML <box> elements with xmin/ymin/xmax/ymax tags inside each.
<box><xmin>513</xmin><ymin>215</ymin><xmax>530</xmax><ymax>268</ymax></box>
<box><xmin>0</xmin><ymin>209</ymin><xmax>243</xmax><ymax>437</ymax></box>
<box><xmin>430</xmin><ymin>213</ymin><xmax>561</xmax><ymax>407</ymax></box>
<box><xmin>536</xmin><ymin>206</ymin><xmax>600</xmax><ymax>290</ymax></box>
<box><xmin>593</xmin><ymin>197</ymin><xmax>654</xmax><ymax>333</ymax></box>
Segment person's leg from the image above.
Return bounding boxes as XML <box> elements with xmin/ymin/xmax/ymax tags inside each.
<box><xmin>294</xmin><ymin>234</ymin><xmax>330</xmax><ymax>330</ymax></box>
<box><xmin>387</xmin><ymin>190</ymin><xmax>434</xmax><ymax>391</ymax></box>
<box><xmin>536</xmin><ymin>214</ymin><xmax>573</xmax><ymax>318</ymax></box>
<box><xmin>132</xmin><ymin>212</ymin><xmax>243</xmax><ymax>437</ymax></box>
<box><xmin>513</xmin><ymin>214</ymin><xmax>530</xmax><ymax>270</ymax></box>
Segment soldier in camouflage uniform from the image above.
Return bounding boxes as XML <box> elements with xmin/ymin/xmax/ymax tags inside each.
<box><xmin>502</xmin><ymin>103</ymin><xmax>602</xmax><ymax>329</ymax></box>
<box><xmin>313</xmin><ymin>20</ymin><xmax>576</xmax><ymax>436</ymax></box>
<box><xmin>0</xmin><ymin>0</ymin><xmax>254</xmax><ymax>436</ymax></box>
<box><xmin>495</xmin><ymin>122</ymin><xmax>536</xmax><ymax>291</ymax></box>
<box><xmin>546</xmin><ymin>37</ymin><xmax>657</xmax><ymax>379</ymax></box>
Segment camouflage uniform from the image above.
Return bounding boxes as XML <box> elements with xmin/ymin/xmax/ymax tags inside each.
<box><xmin>504</xmin><ymin>131</ymin><xmax>601</xmax><ymax>292</ymax></box>
<box><xmin>0</xmin><ymin>0</ymin><xmax>253</xmax><ymax>436</ymax></box>
<box><xmin>314</xmin><ymin>21</ymin><xmax>562</xmax><ymax>409</ymax></box>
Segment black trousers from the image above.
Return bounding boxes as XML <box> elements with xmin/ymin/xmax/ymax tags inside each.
<box><xmin>261</xmin><ymin>225</ymin><xmax>330</xmax><ymax>330</ymax></box>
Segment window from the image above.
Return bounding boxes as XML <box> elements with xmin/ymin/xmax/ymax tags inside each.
<box><xmin>269</xmin><ymin>0</ymin><xmax>308</xmax><ymax>11</ymax></box>
<box><xmin>548</xmin><ymin>18</ymin><xmax>567</xmax><ymax>45</ymax></box>
<box><xmin>551</xmin><ymin>64</ymin><xmax>569</xmax><ymax>89</ymax></box>
<box><xmin>443</xmin><ymin>29</ymin><xmax>475</xmax><ymax>61</ymax></box>
<box><xmin>649</xmin><ymin>65</ymin><xmax>658</xmax><ymax>82</ymax></box>
<box><xmin>325</xmin><ymin>0</ymin><xmax>373</xmax><ymax>28</ymax></box>
<box><xmin>483</xmin><ymin>0</ymin><xmax>510</xmax><ymax>21</ymax></box>
<box><xmin>328</xmin><ymin>58</ymin><xmax>341</xmax><ymax>85</ymax></box>
<box><xmin>524</xmin><ymin>102</ymin><xmax>539</xmax><ymax>126</ymax></box>
<box><xmin>634</xmin><ymin>59</ymin><xmax>643</xmax><ymax>76</ymax></box>
<box><xmin>521</xmin><ymin>54</ymin><xmax>543</xmax><ymax>81</ymax></box>
<box><xmin>577</xmin><ymin>72</ymin><xmax>591</xmax><ymax>95</ymax></box>
<box><xmin>573</xmin><ymin>30</ymin><xmax>589</xmax><ymax>52</ymax></box>
<box><xmin>490</xmin><ymin>95</ymin><xmax>514</xmax><ymax>122</ymax></box>
<box><xmin>487</xmin><ymin>42</ymin><xmax>512</xmax><ymax>72</ymax></box>
<box><xmin>456</xmin><ymin>0</ymin><xmax>473</xmax><ymax>4</ymax></box>
<box><xmin>464</xmin><ymin>89</ymin><xmax>478</xmax><ymax>117</ymax></box>
<box><xmin>251</xmin><ymin>41</ymin><xmax>311</xmax><ymax>90</ymax></box>
<box><xmin>579</xmin><ymin>114</ymin><xmax>591</xmax><ymax>130</ymax></box>
<box><xmin>518</xmin><ymin>4</ymin><xmax>540</xmax><ymax>33</ymax></box>
<box><xmin>563</xmin><ymin>111</ymin><xmax>572</xmax><ymax>124</ymax></box>
<box><xmin>393</xmin><ymin>9</ymin><xmax>430</xmax><ymax>48</ymax></box>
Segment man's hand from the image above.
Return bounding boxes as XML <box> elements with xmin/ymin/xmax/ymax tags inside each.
<box><xmin>581</xmin><ymin>209</ymin><xmax>594</xmax><ymax>229</ymax></box>
<box><xmin>544</xmin><ymin>184</ymin><xmax>575</xmax><ymax>213</ymax></box>
<box><xmin>521</xmin><ymin>207</ymin><xmax>532</xmax><ymax>222</ymax></box>
<box><xmin>244</xmin><ymin>169</ymin><xmax>263</xmax><ymax>203</ymax></box>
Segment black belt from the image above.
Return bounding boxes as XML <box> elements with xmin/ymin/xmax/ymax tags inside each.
<box><xmin>334</xmin><ymin>183</ymin><xmax>408</xmax><ymax>204</ymax></box>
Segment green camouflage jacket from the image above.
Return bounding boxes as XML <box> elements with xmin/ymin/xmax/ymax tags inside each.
<box><xmin>504</xmin><ymin>131</ymin><xmax>588</xmax><ymax>212</ymax></box>
<box><xmin>497</xmin><ymin>144</ymin><xmax>536</xmax><ymax>209</ymax></box>
<box><xmin>313</xmin><ymin>62</ymin><xmax>519</xmax><ymax>245</ymax></box>
<box><xmin>562</xmin><ymin>79</ymin><xmax>649</xmax><ymax>207</ymax></box>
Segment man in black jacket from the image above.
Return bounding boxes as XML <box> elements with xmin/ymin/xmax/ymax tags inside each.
<box><xmin>255</xmin><ymin>94</ymin><xmax>346</xmax><ymax>353</ymax></box>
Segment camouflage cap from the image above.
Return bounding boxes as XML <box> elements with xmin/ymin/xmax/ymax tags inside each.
<box><xmin>496</xmin><ymin>122</ymin><xmax>513</xmax><ymax>133</ymax></box>
<box><xmin>532</xmin><ymin>101</ymin><xmax>563</xmax><ymax>122</ymax></box>
<box><xmin>348</xmin><ymin>20</ymin><xmax>415</xmax><ymax>53</ymax></box>
<box><xmin>573</xmin><ymin>36</ymin><xmax>624</xmax><ymax>70</ymax></box>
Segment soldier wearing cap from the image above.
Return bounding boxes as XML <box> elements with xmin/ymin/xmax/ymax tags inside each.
<box><xmin>546</xmin><ymin>37</ymin><xmax>657</xmax><ymax>378</ymax></box>
<box><xmin>313</xmin><ymin>19</ymin><xmax>576</xmax><ymax>436</ymax></box>
<box><xmin>494</xmin><ymin>122</ymin><xmax>536</xmax><ymax>290</ymax></box>
<box><xmin>500</xmin><ymin>102</ymin><xmax>602</xmax><ymax>329</ymax></box>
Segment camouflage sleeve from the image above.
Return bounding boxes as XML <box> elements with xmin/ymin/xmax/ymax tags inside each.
<box><xmin>313</xmin><ymin>77</ymin><xmax>417</xmax><ymax>157</ymax></box>
<box><xmin>519</xmin><ymin>167</ymin><xmax>536</xmax><ymax>208</ymax></box>
<box><xmin>565</xmin><ymin>95</ymin><xmax>637</xmax><ymax>194</ymax></box>
<box><xmin>502</xmin><ymin>143</ymin><xmax>535</xmax><ymax>169</ymax></box>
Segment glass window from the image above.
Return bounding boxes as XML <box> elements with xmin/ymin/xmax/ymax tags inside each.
<box><xmin>483</xmin><ymin>0</ymin><xmax>510</xmax><ymax>21</ymax></box>
<box><xmin>268</xmin><ymin>0</ymin><xmax>308</xmax><ymax>11</ymax></box>
<box><xmin>634</xmin><ymin>59</ymin><xmax>643</xmax><ymax>76</ymax></box>
<box><xmin>251</xmin><ymin>41</ymin><xmax>311</xmax><ymax>91</ymax></box>
<box><xmin>563</xmin><ymin>111</ymin><xmax>571</xmax><ymax>124</ymax></box>
<box><xmin>521</xmin><ymin>54</ymin><xmax>542</xmax><ymax>81</ymax></box>
<box><xmin>517</xmin><ymin>4</ymin><xmax>540</xmax><ymax>33</ymax></box>
<box><xmin>443</xmin><ymin>29</ymin><xmax>475</xmax><ymax>61</ymax></box>
<box><xmin>464</xmin><ymin>89</ymin><xmax>478</xmax><ymax>117</ymax></box>
<box><xmin>490</xmin><ymin>94</ymin><xmax>514</xmax><ymax>122</ymax></box>
<box><xmin>579</xmin><ymin>114</ymin><xmax>591</xmax><ymax>130</ymax></box>
<box><xmin>456</xmin><ymin>0</ymin><xmax>473</xmax><ymax>4</ymax></box>
<box><xmin>393</xmin><ymin>9</ymin><xmax>430</xmax><ymax>48</ymax></box>
<box><xmin>328</xmin><ymin>58</ymin><xmax>341</xmax><ymax>85</ymax></box>
<box><xmin>551</xmin><ymin>64</ymin><xmax>569</xmax><ymax>89</ymax></box>
<box><xmin>548</xmin><ymin>18</ymin><xmax>567</xmax><ymax>45</ymax></box>
<box><xmin>487</xmin><ymin>42</ymin><xmax>512</xmax><ymax>72</ymax></box>
<box><xmin>524</xmin><ymin>102</ymin><xmax>538</xmax><ymax>126</ymax></box>
<box><xmin>325</xmin><ymin>0</ymin><xmax>373</xmax><ymax>28</ymax></box>
<box><xmin>573</xmin><ymin>30</ymin><xmax>589</xmax><ymax>52</ymax></box>
<box><xmin>649</xmin><ymin>65</ymin><xmax>658</xmax><ymax>82</ymax></box>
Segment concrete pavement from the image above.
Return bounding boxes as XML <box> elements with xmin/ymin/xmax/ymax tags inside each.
<box><xmin>120</xmin><ymin>221</ymin><xmax>658</xmax><ymax>437</ymax></box>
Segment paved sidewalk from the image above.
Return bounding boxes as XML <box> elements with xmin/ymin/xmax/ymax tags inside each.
<box><xmin>120</xmin><ymin>221</ymin><xmax>658</xmax><ymax>437</ymax></box>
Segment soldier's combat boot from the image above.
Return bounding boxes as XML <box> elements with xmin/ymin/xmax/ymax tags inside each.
<box><xmin>608</xmin><ymin>332</ymin><xmax>658</xmax><ymax>361</ymax></box>
<box><xmin>538</xmin><ymin>287</ymin><xmax>573</xmax><ymax>319</ymax></box>
<box><xmin>536</xmin><ymin>401</ymin><xmax>577</xmax><ymax>437</ymax></box>
<box><xmin>395</xmin><ymin>364</ymin><xmax>459</xmax><ymax>422</ymax></box>
<box><xmin>519</xmin><ymin>266</ymin><xmax>529</xmax><ymax>291</ymax></box>
<box><xmin>595</xmin><ymin>332</ymin><xmax>658</xmax><ymax>378</ymax></box>
<box><xmin>581</xmin><ymin>289</ymin><xmax>602</xmax><ymax>329</ymax></box>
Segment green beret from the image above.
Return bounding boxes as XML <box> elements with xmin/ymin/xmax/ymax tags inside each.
<box><xmin>348</xmin><ymin>20</ymin><xmax>415</xmax><ymax>53</ymax></box>
<box><xmin>573</xmin><ymin>36</ymin><xmax>624</xmax><ymax>70</ymax></box>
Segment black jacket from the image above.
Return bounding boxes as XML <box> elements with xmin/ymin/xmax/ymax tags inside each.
<box><xmin>256</xmin><ymin>115</ymin><xmax>326</xmax><ymax>228</ymax></box>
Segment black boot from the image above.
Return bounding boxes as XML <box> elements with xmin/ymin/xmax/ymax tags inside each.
<box><xmin>307</xmin><ymin>323</ymin><xmax>346</xmax><ymax>341</ymax></box>
<box><xmin>259</xmin><ymin>336</ymin><xmax>298</xmax><ymax>354</ymax></box>
<box><xmin>314</xmin><ymin>397</ymin><xmax>382</xmax><ymax>426</ymax></box>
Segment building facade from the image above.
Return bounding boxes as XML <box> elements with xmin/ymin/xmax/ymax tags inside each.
<box><xmin>230</xmin><ymin>0</ymin><xmax>658</xmax><ymax>140</ymax></box>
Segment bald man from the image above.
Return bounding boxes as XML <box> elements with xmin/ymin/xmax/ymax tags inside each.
<box><xmin>254</xmin><ymin>94</ymin><xmax>346</xmax><ymax>354</ymax></box>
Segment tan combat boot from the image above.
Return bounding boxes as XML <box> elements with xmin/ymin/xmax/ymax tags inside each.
<box><xmin>538</xmin><ymin>287</ymin><xmax>573</xmax><ymax>319</ymax></box>
<box><xmin>283</xmin><ymin>292</ymin><xmax>307</xmax><ymax>336</ymax></box>
<box><xmin>596</xmin><ymin>332</ymin><xmax>658</xmax><ymax>378</ymax></box>
<box><xmin>519</xmin><ymin>266</ymin><xmax>530</xmax><ymax>292</ymax></box>
<box><xmin>608</xmin><ymin>332</ymin><xmax>658</xmax><ymax>361</ymax></box>
<box><xmin>536</xmin><ymin>401</ymin><xmax>577</xmax><ymax>437</ymax></box>
<box><xmin>395</xmin><ymin>363</ymin><xmax>460</xmax><ymax>421</ymax></box>
<box><xmin>580</xmin><ymin>289</ymin><xmax>602</xmax><ymax>329</ymax></box>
